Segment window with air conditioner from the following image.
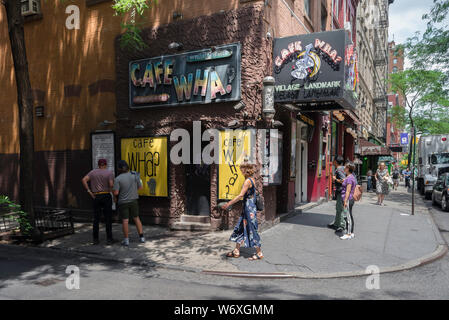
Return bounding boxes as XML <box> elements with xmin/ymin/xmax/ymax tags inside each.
<box><xmin>21</xmin><ymin>0</ymin><xmax>41</xmax><ymax>16</ymax></box>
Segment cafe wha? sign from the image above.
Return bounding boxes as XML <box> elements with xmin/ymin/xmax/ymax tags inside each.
<box><xmin>273</xmin><ymin>30</ymin><xmax>358</xmax><ymax>111</ymax></box>
<box><xmin>129</xmin><ymin>43</ymin><xmax>241</xmax><ymax>109</ymax></box>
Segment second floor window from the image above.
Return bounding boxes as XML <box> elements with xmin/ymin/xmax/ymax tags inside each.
<box><xmin>305</xmin><ymin>0</ymin><xmax>311</xmax><ymax>18</ymax></box>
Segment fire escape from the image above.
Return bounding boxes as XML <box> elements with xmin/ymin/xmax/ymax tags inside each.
<box><xmin>372</xmin><ymin>0</ymin><xmax>389</xmax><ymax>141</ymax></box>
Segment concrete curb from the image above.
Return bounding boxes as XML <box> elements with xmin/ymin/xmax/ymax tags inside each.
<box><xmin>3</xmin><ymin>194</ymin><xmax>447</xmax><ymax>280</ymax></box>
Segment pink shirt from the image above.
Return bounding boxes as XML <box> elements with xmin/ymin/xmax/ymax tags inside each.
<box><xmin>87</xmin><ymin>169</ymin><xmax>114</xmax><ymax>193</ymax></box>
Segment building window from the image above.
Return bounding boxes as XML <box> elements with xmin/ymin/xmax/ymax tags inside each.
<box><xmin>393</xmin><ymin>58</ymin><xmax>397</xmax><ymax>64</ymax></box>
<box><xmin>392</xmin><ymin>66</ymin><xmax>398</xmax><ymax>73</ymax></box>
<box><xmin>304</xmin><ymin>0</ymin><xmax>311</xmax><ymax>18</ymax></box>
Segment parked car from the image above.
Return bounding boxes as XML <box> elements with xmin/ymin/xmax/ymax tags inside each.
<box><xmin>432</xmin><ymin>173</ymin><xmax>449</xmax><ymax>211</ymax></box>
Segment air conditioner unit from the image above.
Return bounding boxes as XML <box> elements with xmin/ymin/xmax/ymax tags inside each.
<box><xmin>21</xmin><ymin>0</ymin><xmax>40</xmax><ymax>16</ymax></box>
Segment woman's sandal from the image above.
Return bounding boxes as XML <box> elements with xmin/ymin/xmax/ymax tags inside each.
<box><xmin>226</xmin><ymin>249</ymin><xmax>240</xmax><ymax>258</ymax></box>
<box><xmin>248</xmin><ymin>253</ymin><xmax>264</xmax><ymax>261</ymax></box>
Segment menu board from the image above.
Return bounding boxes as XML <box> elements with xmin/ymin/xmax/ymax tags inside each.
<box><xmin>91</xmin><ymin>132</ymin><xmax>115</xmax><ymax>175</ymax></box>
<box><xmin>261</xmin><ymin>129</ymin><xmax>283</xmax><ymax>186</ymax></box>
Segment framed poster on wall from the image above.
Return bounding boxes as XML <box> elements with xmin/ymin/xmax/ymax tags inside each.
<box><xmin>218</xmin><ymin>129</ymin><xmax>254</xmax><ymax>200</ymax></box>
<box><xmin>91</xmin><ymin>131</ymin><xmax>115</xmax><ymax>175</ymax></box>
<box><xmin>120</xmin><ymin>136</ymin><xmax>169</xmax><ymax>197</ymax></box>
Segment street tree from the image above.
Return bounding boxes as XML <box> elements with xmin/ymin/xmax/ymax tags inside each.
<box><xmin>389</xmin><ymin>69</ymin><xmax>448</xmax><ymax>164</ymax></box>
<box><xmin>1</xmin><ymin>0</ymin><xmax>154</xmax><ymax>236</ymax></box>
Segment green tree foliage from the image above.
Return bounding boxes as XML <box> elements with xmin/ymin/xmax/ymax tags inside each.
<box><xmin>112</xmin><ymin>0</ymin><xmax>157</xmax><ymax>51</ymax></box>
<box><xmin>406</xmin><ymin>0</ymin><xmax>449</xmax><ymax>75</ymax></box>
<box><xmin>389</xmin><ymin>0</ymin><xmax>449</xmax><ymax>136</ymax></box>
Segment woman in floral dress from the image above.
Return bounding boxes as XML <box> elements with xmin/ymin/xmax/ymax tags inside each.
<box><xmin>375</xmin><ymin>162</ymin><xmax>390</xmax><ymax>206</ymax></box>
<box><xmin>222</xmin><ymin>163</ymin><xmax>263</xmax><ymax>261</ymax></box>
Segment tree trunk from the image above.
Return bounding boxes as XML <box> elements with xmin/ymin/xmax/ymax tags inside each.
<box><xmin>4</xmin><ymin>0</ymin><xmax>35</xmax><ymax>229</ymax></box>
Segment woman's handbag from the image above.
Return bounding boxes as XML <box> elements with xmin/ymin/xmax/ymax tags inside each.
<box><xmin>353</xmin><ymin>185</ymin><xmax>363</xmax><ymax>201</ymax></box>
<box><xmin>249</xmin><ymin>178</ymin><xmax>264</xmax><ymax>211</ymax></box>
<box><xmin>255</xmin><ymin>192</ymin><xmax>265</xmax><ymax>211</ymax></box>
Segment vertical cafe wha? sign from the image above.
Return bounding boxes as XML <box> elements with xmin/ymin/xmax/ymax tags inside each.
<box><xmin>273</xmin><ymin>30</ymin><xmax>358</xmax><ymax>110</ymax></box>
<box><xmin>129</xmin><ymin>43</ymin><xmax>241</xmax><ymax>108</ymax></box>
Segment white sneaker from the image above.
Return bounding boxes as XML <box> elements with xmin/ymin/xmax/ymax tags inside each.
<box><xmin>350</xmin><ymin>233</ymin><xmax>355</xmax><ymax>239</ymax></box>
<box><xmin>121</xmin><ymin>238</ymin><xmax>129</xmax><ymax>246</ymax></box>
<box><xmin>139</xmin><ymin>236</ymin><xmax>145</xmax><ymax>243</ymax></box>
<box><xmin>340</xmin><ymin>234</ymin><xmax>352</xmax><ymax>240</ymax></box>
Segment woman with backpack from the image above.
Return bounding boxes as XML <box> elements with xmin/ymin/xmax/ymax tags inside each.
<box><xmin>222</xmin><ymin>162</ymin><xmax>263</xmax><ymax>261</ymax></box>
<box><xmin>340</xmin><ymin>162</ymin><xmax>358</xmax><ymax>240</ymax></box>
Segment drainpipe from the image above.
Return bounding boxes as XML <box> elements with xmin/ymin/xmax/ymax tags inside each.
<box><xmin>280</xmin><ymin>0</ymin><xmax>311</xmax><ymax>34</ymax></box>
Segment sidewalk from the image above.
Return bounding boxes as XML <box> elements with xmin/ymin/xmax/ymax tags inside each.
<box><xmin>37</xmin><ymin>185</ymin><xmax>447</xmax><ymax>278</ymax></box>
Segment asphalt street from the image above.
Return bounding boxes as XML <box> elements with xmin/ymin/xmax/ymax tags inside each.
<box><xmin>1</xmin><ymin>194</ymin><xmax>449</xmax><ymax>300</ymax></box>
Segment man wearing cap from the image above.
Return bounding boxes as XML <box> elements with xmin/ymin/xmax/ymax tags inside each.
<box><xmin>113</xmin><ymin>160</ymin><xmax>145</xmax><ymax>246</ymax></box>
<box><xmin>82</xmin><ymin>159</ymin><xmax>115</xmax><ymax>245</ymax></box>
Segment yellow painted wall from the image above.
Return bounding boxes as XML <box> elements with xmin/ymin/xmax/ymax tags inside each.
<box><xmin>0</xmin><ymin>0</ymin><xmax>249</xmax><ymax>154</ymax></box>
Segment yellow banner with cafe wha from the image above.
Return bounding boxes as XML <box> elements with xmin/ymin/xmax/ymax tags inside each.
<box><xmin>218</xmin><ymin>129</ymin><xmax>254</xmax><ymax>200</ymax></box>
<box><xmin>121</xmin><ymin>137</ymin><xmax>168</xmax><ymax>197</ymax></box>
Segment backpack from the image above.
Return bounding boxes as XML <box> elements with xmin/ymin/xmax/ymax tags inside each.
<box><xmin>353</xmin><ymin>184</ymin><xmax>363</xmax><ymax>201</ymax></box>
<box><xmin>249</xmin><ymin>179</ymin><xmax>264</xmax><ymax>211</ymax></box>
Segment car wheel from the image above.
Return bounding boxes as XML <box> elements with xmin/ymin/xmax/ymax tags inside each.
<box><xmin>425</xmin><ymin>192</ymin><xmax>432</xmax><ymax>200</ymax></box>
<box><xmin>442</xmin><ymin>195</ymin><xmax>449</xmax><ymax>212</ymax></box>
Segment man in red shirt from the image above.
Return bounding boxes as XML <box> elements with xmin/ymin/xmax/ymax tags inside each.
<box><xmin>82</xmin><ymin>159</ymin><xmax>115</xmax><ymax>245</ymax></box>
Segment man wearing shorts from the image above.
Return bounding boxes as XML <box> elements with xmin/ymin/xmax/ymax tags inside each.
<box><xmin>113</xmin><ymin>160</ymin><xmax>145</xmax><ymax>246</ymax></box>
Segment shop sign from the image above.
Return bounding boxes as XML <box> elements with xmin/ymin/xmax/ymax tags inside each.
<box><xmin>273</xmin><ymin>30</ymin><xmax>357</xmax><ymax>110</ymax></box>
<box><xmin>120</xmin><ymin>137</ymin><xmax>169</xmax><ymax>197</ymax></box>
<box><xmin>218</xmin><ymin>129</ymin><xmax>254</xmax><ymax>200</ymax></box>
<box><xmin>129</xmin><ymin>43</ymin><xmax>241</xmax><ymax>109</ymax></box>
<box><xmin>400</xmin><ymin>133</ymin><xmax>409</xmax><ymax>145</ymax></box>
<box><xmin>91</xmin><ymin>132</ymin><xmax>115</xmax><ymax>175</ymax></box>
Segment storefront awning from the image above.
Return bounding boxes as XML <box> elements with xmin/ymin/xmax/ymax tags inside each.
<box><xmin>359</xmin><ymin>138</ymin><xmax>391</xmax><ymax>156</ymax></box>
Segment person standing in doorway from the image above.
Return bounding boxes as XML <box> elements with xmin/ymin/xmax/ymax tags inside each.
<box><xmin>223</xmin><ymin>163</ymin><xmax>263</xmax><ymax>261</ymax></box>
<box><xmin>81</xmin><ymin>159</ymin><xmax>115</xmax><ymax>245</ymax></box>
<box><xmin>113</xmin><ymin>160</ymin><xmax>145</xmax><ymax>246</ymax></box>
<box><xmin>328</xmin><ymin>156</ymin><xmax>346</xmax><ymax>233</ymax></box>
<box><xmin>375</xmin><ymin>162</ymin><xmax>390</xmax><ymax>206</ymax></box>
<box><xmin>340</xmin><ymin>162</ymin><xmax>357</xmax><ymax>240</ymax></box>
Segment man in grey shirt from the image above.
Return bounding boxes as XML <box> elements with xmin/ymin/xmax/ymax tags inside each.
<box><xmin>113</xmin><ymin>160</ymin><xmax>145</xmax><ymax>246</ymax></box>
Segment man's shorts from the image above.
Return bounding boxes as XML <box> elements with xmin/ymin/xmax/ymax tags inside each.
<box><xmin>118</xmin><ymin>200</ymin><xmax>139</xmax><ymax>220</ymax></box>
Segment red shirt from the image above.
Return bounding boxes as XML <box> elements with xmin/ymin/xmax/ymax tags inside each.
<box><xmin>87</xmin><ymin>169</ymin><xmax>114</xmax><ymax>193</ymax></box>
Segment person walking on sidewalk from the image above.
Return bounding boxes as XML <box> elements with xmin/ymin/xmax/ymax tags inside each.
<box><xmin>375</xmin><ymin>162</ymin><xmax>390</xmax><ymax>206</ymax></box>
<box><xmin>392</xmin><ymin>166</ymin><xmax>400</xmax><ymax>190</ymax></box>
<box><xmin>222</xmin><ymin>163</ymin><xmax>263</xmax><ymax>261</ymax></box>
<box><xmin>366</xmin><ymin>168</ymin><xmax>373</xmax><ymax>192</ymax></box>
<box><xmin>113</xmin><ymin>160</ymin><xmax>145</xmax><ymax>246</ymax></box>
<box><xmin>81</xmin><ymin>159</ymin><xmax>115</xmax><ymax>245</ymax></box>
<box><xmin>403</xmin><ymin>167</ymin><xmax>411</xmax><ymax>188</ymax></box>
<box><xmin>340</xmin><ymin>162</ymin><xmax>357</xmax><ymax>240</ymax></box>
<box><xmin>328</xmin><ymin>156</ymin><xmax>346</xmax><ymax>233</ymax></box>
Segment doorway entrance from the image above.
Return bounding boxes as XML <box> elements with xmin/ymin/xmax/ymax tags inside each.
<box><xmin>295</xmin><ymin>121</ymin><xmax>308</xmax><ymax>204</ymax></box>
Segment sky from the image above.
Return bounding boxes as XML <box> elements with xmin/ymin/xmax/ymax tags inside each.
<box><xmin>388</xmin><ymin>0</ymin><xmax>435</xmax><ymax>44</ymax></box>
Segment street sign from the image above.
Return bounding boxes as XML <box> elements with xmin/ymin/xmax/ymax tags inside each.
<box><xmin>400</xmin><ymin>133</ymin><xmax>409</xmax><ymax>145</ymax></box>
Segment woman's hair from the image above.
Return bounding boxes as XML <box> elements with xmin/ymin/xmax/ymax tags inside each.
<box><xmin>240</xmin><ymin>163</ymin><xmax>256</xmax><ymax>177</ymax></box>
<box><xmin>345</xmin><ymin>162</ymin><xmax>355</xmax><ymax>173</ymax></box>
